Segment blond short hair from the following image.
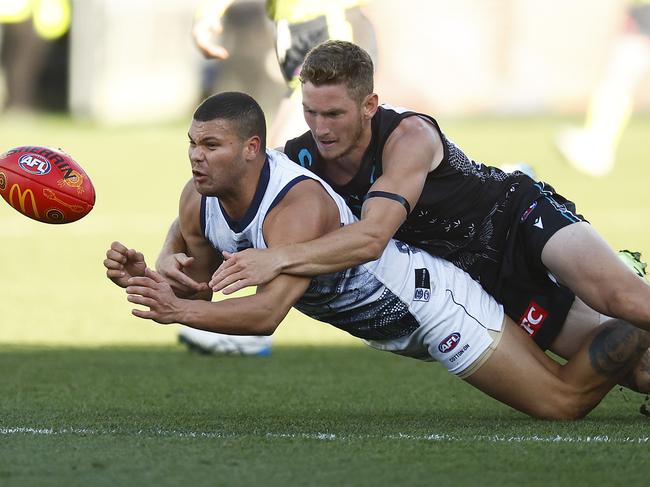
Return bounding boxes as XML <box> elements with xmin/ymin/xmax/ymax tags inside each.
<box><xmin>300</xmin><ymin>40</ymin><xmax>374</xmax><ymax>104</ymax></box>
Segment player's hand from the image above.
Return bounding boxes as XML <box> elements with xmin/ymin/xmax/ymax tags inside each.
<box><xmin>126</xmin><ymin>268</ymin><xmax>185</xmax><ymax>324</ymax></box>
<box><xmin>209</xmin><ymin>249</ymin><xmax>282</xmax><ymax>294</ymax></box>
<box><xmin>192</xmin><ymin>17</ymin><xmax>229</xmax><ymax>59</ymax></box>
<box><xmin>155</xmin><ymin>252</ymin><xmax>210</xmax><ymax>298</ymax></box>
<box><xmin>104</xmin><ymin>241</ymin><xmax>147</xmax><ymax>288</ymax></box>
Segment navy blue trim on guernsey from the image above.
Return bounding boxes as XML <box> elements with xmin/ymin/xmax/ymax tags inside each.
<box><xmin>219</xmin><ymin>156</ymin><xmax>271</xmax><ymax>233</ymax></box>
<box><xmin>200</xmin><ymin>194</ymin><xmax>207</xmax><ymax>237</ymax></box>
<box><xmin>364</xmin><ymin>191</ymin><xmax>411</xmax><ymax>215</ymax></box>
<box><xmin>261</xmin><ymin>175</ymin><xmax>315</xmax><ymax>248</ymax></box>
<box><xmin>267</xmin><ymin>175</ymin><xmax>313</xmax><ymax>213</ymax></box>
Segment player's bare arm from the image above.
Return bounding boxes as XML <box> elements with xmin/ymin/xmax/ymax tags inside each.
<box><xmin>156</xmin><ymin>179</ymin><xmax>221</xmax><ymax>300</ymax></box>
<box><xmin>210</xmin><ymin>117</ymin><xmax>443</xmax><ymax>294</ymax></box>
<box><xmin>128</xmin><ymin>178</ymin><xmax>341</xmax><ymax>334</ymax></box>
<box><xmin>354</xmin><ymin>115</ymin><xmax>444</xmax><ymax>256</ymax></box>
<box><xmin>155</xmin><ymin>218</ymin><xmax>202</xmax><ymax>294</ymax></box>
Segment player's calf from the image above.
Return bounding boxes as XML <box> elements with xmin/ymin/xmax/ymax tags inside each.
<box><xmin>585</xmin><ymin>320</ymin><xmax>650</xmax><ymax>379</ymax></box>
<box><xmin>465</xmin><ymin>318</ymin><xmax>650</xmax><ymax>420</ymax></box>
<box><xmin>539</xmin><ymin>321</ymin><xmax>650</xmax><ymax>419</ymax></box>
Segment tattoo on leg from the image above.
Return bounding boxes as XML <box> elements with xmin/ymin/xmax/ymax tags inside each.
<box><xmin>626</xmin><ymin>350</ymin><xmax>650</xmax><ymax>393</ymax></box>
<box><xmin>589</xmin><ymin>322</ymin><xmax>650</xmax><ymax>377</ymax></box>
<box><xmin>640</xmin><ymin>351</ymin><xmax>650</xmax><ymax>378</ymax></box>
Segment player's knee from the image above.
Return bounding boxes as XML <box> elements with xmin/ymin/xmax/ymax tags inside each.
<box><xmin>533</xmin><ymin>390</ymin><xmax>592</xmax><ymax>421</ymax></box>
<box><xmin>623</xmin><ymin>349</ymin><xmax>650</xmax><ymax>393</ymax></box>
<box><xmin>630</xmin><ymin>369</ymin><xmax>650</xmax><ymax>394</ymax></box>
<box><xmin>604</xmin><ymin>284</ymin><xmax>650</xmax><ymax>324</ymax></box>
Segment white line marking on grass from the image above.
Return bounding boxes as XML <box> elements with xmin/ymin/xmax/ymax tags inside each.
<box><xmin>1</xmin><ymin>427</ymin><xmax>649</xmax><ymax>444</ymax></box>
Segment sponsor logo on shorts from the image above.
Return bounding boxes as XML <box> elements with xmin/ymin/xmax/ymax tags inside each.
<box><xmin>414</xmin><ymin>268</ymin><xmax>430</xmax><ymax>302</ymax></box>
<box><xmin>449</xmin><ymin>344</ymin><xmax>470</xmax><ymax>363</ymax></box>
<box><xmin>518</xmin><ymin>301</ymin><xmax>549</xmax><ymax>337</ymax></box>
<box><xmin>18</xmin><ymin>153</ymin><xmax>51</xmax><ymax>176</ymax></box>
<box><xmin>438</xmin><ymin>332</ymin><xmax>461</xmax><ymax>353</ymax></box>
<box><xmin>520</xmin><ymin>201</ymin><xmax>537</xmax><ymax>222</ymax></box>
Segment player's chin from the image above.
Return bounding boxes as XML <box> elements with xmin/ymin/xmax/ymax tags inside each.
<box><xmin>191</xmin><ymin>177</ymin><xmax>216</xmax><ymax>195</ymax></box>
<box><xmin>318</xmin><ymin>144</ymin><xmax>344</xmax><ymax>160</ymax></box>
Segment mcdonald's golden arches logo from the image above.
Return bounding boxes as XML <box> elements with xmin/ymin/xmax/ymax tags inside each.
<box><xmin>8</xmin><ymin>183</ymin><xmax>40</xmax><ymax>218</ymax></box>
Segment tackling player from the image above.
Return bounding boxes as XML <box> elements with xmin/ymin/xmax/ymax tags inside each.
<box><xmin>202</xmin><ymin>41</ymin><xmax>650</xmax><ymax>392</ymax></box>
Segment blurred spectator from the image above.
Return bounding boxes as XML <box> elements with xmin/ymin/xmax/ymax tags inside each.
<box><xmin>556</xmin><ymin>0</ymin><xmax>650</xmax><ymax>177</ymax></box>
<box><xmin>0</xmin><ymin>0</ymin><xmax>71</xmax><ymax>111</ymax></box>
<box><xmin>193</xmin><ymin>0</ymin><xmax>376</xmax><ymax>147</ymax></box>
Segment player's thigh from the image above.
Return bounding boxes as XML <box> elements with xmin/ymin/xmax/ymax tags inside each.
<box><xmin>541</xmin><ymin>222</ymin><xmax>631</xmax><ymax>293</ymax></box>
<box><xmin>464</xmin><ymin>318</ymin><xmax>580</xmax><ymax>419</ymax></box>
<box><xmin>548</xmin><ymin>296</ymin><xmax>609</xmax><ymax>359</ymax></box>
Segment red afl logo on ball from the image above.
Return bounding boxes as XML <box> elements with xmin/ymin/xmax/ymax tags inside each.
<box><xmin>18</xmin><ymin>153</ymin><xmax>51</xmax><ymax>176</ymax></box>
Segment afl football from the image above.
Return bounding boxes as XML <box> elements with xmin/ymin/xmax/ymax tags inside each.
<box><xmin>0</xmin><ymin>146</ymin><xmax>95</xmax><ymax>224</ymax></box>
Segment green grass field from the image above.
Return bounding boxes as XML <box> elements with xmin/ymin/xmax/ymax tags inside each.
<box><xmin>1</xmin><ymin>113</ymin><xmax>649</xmax><ymax>486</ymax></box>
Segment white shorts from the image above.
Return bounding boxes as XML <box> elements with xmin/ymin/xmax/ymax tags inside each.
<box><xmin>364</xmin><ymin>255</ymin><xmax>505</xmax><ymax>377</ymax></box>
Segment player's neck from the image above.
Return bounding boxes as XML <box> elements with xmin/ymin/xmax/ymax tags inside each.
<box><xmin>219</xmin><ymin>158</ymin><xmax>266</xmax><ymax>221</ymax></box>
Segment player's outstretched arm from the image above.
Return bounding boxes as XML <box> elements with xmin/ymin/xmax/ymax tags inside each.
<box><xmin>128</xmin><ymin>178</ymin><xmax>341</xmax><ymax>334</ymax></box>
<box><xmin>156</xmin><ymin>180</ymin><xmax>221</xmax><ymax>300</ymax></box>
<box><xmin>209</xmin><ymin>117</ymin><xmax>443</xmax><ymax>294</ymax></box>
<box><xmin>104</xmin><ymin>241</ymin><xmax>147</xmax><ymax>289</ymax></box>
<box><xmin>156</xmin><ymin>218</ymin><xmax>203</xmax><ymax>296</ymax></box>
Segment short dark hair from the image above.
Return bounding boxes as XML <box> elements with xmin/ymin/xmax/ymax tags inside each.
<box><xmin>193</xmin><ymin>91</ymin><xmax>266</xmax><ymax>147</ymax></box>
<box><xmin>300</xmin><ymin>40</ymin><xmax>374</xmax><ymax>104</ymax></box>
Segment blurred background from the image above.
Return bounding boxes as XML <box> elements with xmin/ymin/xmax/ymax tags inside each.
<box><xmin>3</xmin><ymin>0</ymin><xmax>650</xmax><ymax>120</ymax></box>
<box><xmin>1</xmin><ymin>0</ymin><xmax>649</xmax><ymax>346</ymax></box>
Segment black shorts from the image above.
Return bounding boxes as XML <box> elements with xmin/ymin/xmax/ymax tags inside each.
<box><xmin>274</xmin><ymin>7</ymin><xmax>378</xmax><ymax>86</ymax></box>
<box><xmin>629</xmin><ymin>5</ymin><xmax>650</xmax><ymax>36</ymax></box>
<box><xmin>497</xmin><ymin>182</ymin><xmax>586</xmax><ymax>350</ymax></box>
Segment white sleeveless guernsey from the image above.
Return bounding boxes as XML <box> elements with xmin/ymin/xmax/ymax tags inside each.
<box><xmin>201</xmin><ymin>150</ymin><xmax>504</xmax><ymax>376</ymax></box>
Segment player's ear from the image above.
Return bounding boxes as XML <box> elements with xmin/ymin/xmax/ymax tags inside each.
<box><xmin>362</xmin><ymin>93</ymin><xmax>379</xmax><ymax>120</ymax></box>
<box><xmin>243</xmin><ymin>135</ymin><xmax>262</xmax><ymax>160</ymax></box>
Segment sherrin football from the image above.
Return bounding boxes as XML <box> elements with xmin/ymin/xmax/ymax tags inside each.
<box><xmin>0</xmin><ymin>146</ymin><xmax>95</xmax><ymax>224</ymax></box>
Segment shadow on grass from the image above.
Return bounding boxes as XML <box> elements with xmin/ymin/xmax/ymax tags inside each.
<box><xmin>0</xmin><ymin>344</ymin><xmax>645</xmax><ymax>436</ymax></box>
